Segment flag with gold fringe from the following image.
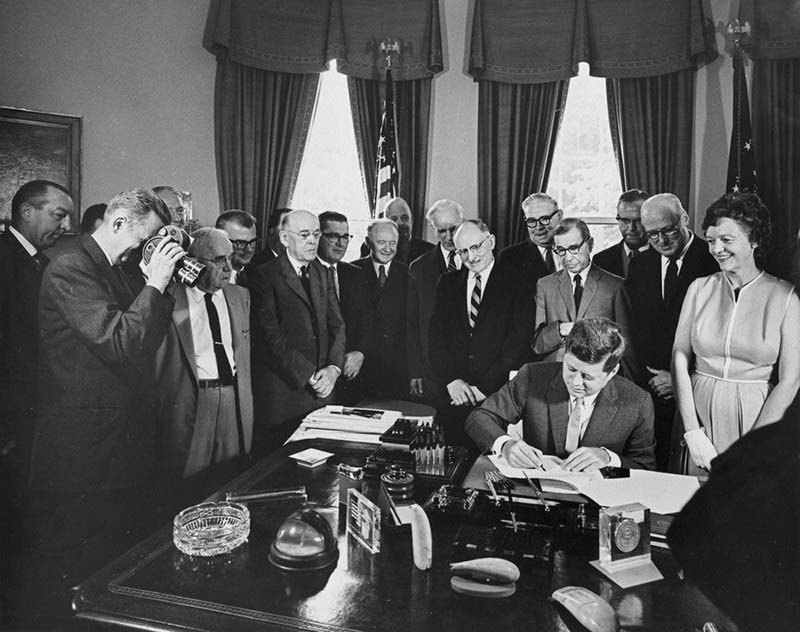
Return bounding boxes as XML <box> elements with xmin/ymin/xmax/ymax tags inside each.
<box><xmin>374</xmin><ymin>66</ymin><xmax>398</xmax><ymax>218</ymax></box>
<box><xmin>726</xmin><ymin>49</ymin><xmax>758</xmax><ymax>194</ymax></box>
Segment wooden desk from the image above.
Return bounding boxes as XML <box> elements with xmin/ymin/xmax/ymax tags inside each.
<box><xmin>74</xmin><ymin>439</ymin><xmax>728</xmax><ymax>631</ymax></box>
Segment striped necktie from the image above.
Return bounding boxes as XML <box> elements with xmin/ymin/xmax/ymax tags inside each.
<box><xmin>469</xmin><ymin>273</ymin><xmax>482</xmax><ymax>330</ymax></box>
<box><xmin>447</xmin><ymin>250</ymin><xmax>457</xmax><ymax>272</ymax></box>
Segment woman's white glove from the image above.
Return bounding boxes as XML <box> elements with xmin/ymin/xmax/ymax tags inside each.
<box><xmin>684</xmin><ymin>428</ymin><xmax>717</xmax><ymax>470</ymax></box>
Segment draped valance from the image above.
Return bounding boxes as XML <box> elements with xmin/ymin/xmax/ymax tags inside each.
<box><xmin>203</xmin><ymin>0</ymin><xmax>443</xmax><ymax>81</ymax></box>
<box><xmin>740</xmin><ymin>0</ymin><xmax>800</xmax><ymax>60</ymax></box>
<box><xmin>469</xmin><ymin>0</ymin><xmax>717</xmax><ymax>84</ymax></box>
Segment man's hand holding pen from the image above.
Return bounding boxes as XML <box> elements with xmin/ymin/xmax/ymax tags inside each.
<box><xmin>501</xmin><ymin>439</ymin><xmax>543</xmax><ymax>469</ymax></box>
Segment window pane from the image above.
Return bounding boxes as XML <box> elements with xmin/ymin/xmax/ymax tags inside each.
<box><xmin>291</xmin><ymin>68</ymin><xmax>370</xmax><ymax>261</ymax></box>
<box><xmin>548</xmin><ymin>64</ymin><xmax>621</xmax><ymax>252</ymax></box>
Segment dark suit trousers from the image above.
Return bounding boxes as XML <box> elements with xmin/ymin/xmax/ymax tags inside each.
<box><xmin>652</xmin><ymin>395</ymin><xmax>676</xmax><ymax>472</ymax></box>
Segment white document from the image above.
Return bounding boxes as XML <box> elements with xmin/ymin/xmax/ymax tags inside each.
<box><xmin>488</xmin><ymin>455</ymin><xmax>603</xmax><ymax>493</ymax></box>
<box><xmin>579</xmin><ymin>470</ymin><xmax>700</xmax><ymax>515</ymax></box>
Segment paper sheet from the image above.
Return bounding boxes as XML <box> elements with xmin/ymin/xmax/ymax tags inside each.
<box><xmin>580</xmin><ymin>470</ymin><xmax>700</xmax><ymax>515</ymax></box>
<box><xmin>488</xmin><ymin>455</ymin><xmax>602</xmax><ymax>493</ymax></box>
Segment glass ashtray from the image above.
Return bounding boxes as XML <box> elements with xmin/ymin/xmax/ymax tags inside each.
<box><xmin>173</xmin><ymin>501</ymin><xmax>250</xmax><ymax>557</ymax></box>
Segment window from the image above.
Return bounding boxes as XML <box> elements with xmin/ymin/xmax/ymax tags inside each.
<box><xmin>291</xmin><ymin>66</ymin><xmax>371</xmax><ymax>261</ymax></box>
<box><xmin>548</xmin><ymin>63</ymin><xmax>621</xmax><ymax>252</ymax></box>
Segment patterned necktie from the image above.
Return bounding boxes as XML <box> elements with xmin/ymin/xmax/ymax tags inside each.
<box><xmin>469</xmin><ymin>273</ymin><xmax>482</xmax><ymax>330</ymax></box>
<box><xmin>545</xmin><ymin>247</ymin><xmax>556</xmax><ymax>274</ymax></box>
<box><xmin>664</xmin><ymin>258</ymin><xmax>679</xmax><ymax>302</ymax></box>
<box><xmin>204</xmin><ymin>293</ymin><xmax>233</xmax><ymax>382</ymax></box>
<box><xmin>565</xmin><ymin>397</ymin><xmax>584</xmax><ymax>453</ymax></box>
<box><xmin>300</xmin><ymin>265</ymin><xmax>313</xmax><ymax>303</ymax></box>
<box><xmin>573</xmin><ymin>274</ymin><xmax>583</xmax><ymax>314</ymax></box>
<box><xmin>378</xmin><ymin>264</ymin><xmax>387</xmax><ymax>288</ymax></box>
<box><xmin>32</xmin><ymin>251</ymin><xmax>49</xmax><ymax>272</ymax></box>
<box><xmin>327</xmin><ymin>264</ymin><xmax>339</xmax><ymax>300</ymax></box>
<box><xmin>447</xmin><ymin>250</ymin><xmax>457</xmax><ymax>272</ymax></box>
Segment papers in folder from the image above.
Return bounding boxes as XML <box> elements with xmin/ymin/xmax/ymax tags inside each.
<box><xmin>489</xmin><ymin>455</ymin><xmax>700</xmax><ymax>514</ymax></box>
<box><xmin>285</xmin><ymin>405</ymin><xmax>404</xmax><ymax>444</ymax></box>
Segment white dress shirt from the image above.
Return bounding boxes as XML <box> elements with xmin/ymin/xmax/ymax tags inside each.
<box><xmin>186</xmin><ymin>286</ymin><xmax>236</xmax><ymax>380</ymax></box>
<box><xmin>466</xmin><ymin>259</ymin><xmax>494</xmax><ymax>317</ymax></box>
<box><xmin>372</xmin><ymin>258</ymin><xmax>392</xmax><ymax>278</ymax></box>
<box><xmin>659</xmin><ymin>233</ymin><xmax>694</xmax><ymax>297</ymax></box>
<box><xmin>8</xmin><ymin>226</ymin><xmax>37</xmax><ymax>257</ymax></box>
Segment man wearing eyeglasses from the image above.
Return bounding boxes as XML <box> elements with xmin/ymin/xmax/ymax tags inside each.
<box><xmin>532</xmin><ymin>219</ymin><xmax>632</xmax><ymax>370</ymax></box>
<box><xmin>316</xmin><ymin>211</ymin><xmax>373</xmax><ymax>405</ymax></box>
<box><xmin>216</xmin><ymin>209</ymin><xmax>259</xmax><ymax>287</ymax></box>
<box><xmin>624</xmin><ymin>193</ymin><xmax>717</xmax><ymax>470</ymax></box>
<box><xmin>154</xmin><ymin>228</ymin><xmax>253</xmax><ymax>490</ymax></box>
<box><xmin>497</xmin><ymin>193</ymin><xmax>563</xmax><ymax>292</ymax></box>
<box><xmin>429</xmin><ymin>220</ymin><xmax>532</xmax><ymax>446</ymax></box>
<box><xmin>355</xmin><ymin>218</ymin><xmax>409</xmax><ymax>399</ymax></box>
<box><xmin>248</xmin><ymin>210</ymin><xmax>345</xmax><ymax>454</ymax></box>
<box><xmin>359</xmin><ymin>197</ymin><xmax>434</xmax><ymax>263</ymax></box>
<box><xmin>407</xmin><ymin>200</ymin><xmax>467</xmax><ymax>403</ymax></box>
<box><xmin>593</xmin><ymin>189</ymin><xmax>650</xmax><ymax>278</ymax></box>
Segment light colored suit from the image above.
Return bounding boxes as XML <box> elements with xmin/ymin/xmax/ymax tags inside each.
<box><xmin>154</xmin><ymin>283</ymin><xmax>253</xmax><ymax>479</ymax></box>
<box><xmin>532</xmin><ymin>264</ymin><xmax>632</xmax><ymax>364</ymax></box>
<box><xmin>465</xmin><ymin>362</ymin><xmax>656</xmax><ymax>470</ymax></box>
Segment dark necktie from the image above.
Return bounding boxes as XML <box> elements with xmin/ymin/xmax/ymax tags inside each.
<box><xmin>545</xmin><ymin>247</ymin><xmax>556</xmax><ymax>274</ymax></box>
<box><xmin>32</xmin><ymin>251</ymin><xmax>49</xmax><ymax>272</ymax></box>
<box><xmin>573</xmin><ymin>274</ymin><xmax>583</xmax><ymax>314</ymax></box>
<box><xmin>664</xmin><ymin>258</ymin><xmax>679</xmax><ymax>302</ymax></box>
<box><xmin>447</xmin><ymin>250</ymin><xmax>457</xmax><ymax>272</ymax></box>
<box><xmin>204</xmin><ymin>292</ymin><xmax>233</xmax><ymax>382</ymax></box>
<box><xmin>235</xmin><ymin>268</ymin><xmax>248</xmax><ymax>289</ymax></box>
<box><xmin>300</xmin><ymin>265</ymin><xmax>314</xmax><ymax>302</ymax></box>
<box><xmin>469</xmin><ymin>273</ymin><xmax>482</xmax><ymax>330</ymax></box>
<box><xmin>378</xmin><ymin>264</ymin><xmax>387</xmax><ymax>288</ymax></box>
<box><xmin>327</xmin><ymin>264</ymin><xmax>339</xmax><ymax>300</ymax></box>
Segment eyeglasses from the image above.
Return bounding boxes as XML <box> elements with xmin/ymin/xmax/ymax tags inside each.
<box><xmin>455</xmin><ymin>236</ymin><xmax>491</xmax><ymax>259</ymax></box>
<box><xmin>645</xmin><ymin>221</ymin><xmax>682</xmax><ymax>242</ymax></box>
<box><xmin>436</xmin><ymin>225</ymin><xmax>459</xmax><ymax>237</ymax></box>
<box><xmin>230</xmin><ymin>238</ymin><xmax>258</xmax><ymax>251</ymax></box>
<box><xmin>199</xmin><ymin>255</ymin><xmax>231</xmax><ymax>268</ymax></box>
<box><xmin>552</xmin><ymin>240</ymin><xmax>587</xmax><ymax>257</ymax></box>
<box><xmin>615</xmin><ymin>217</ymin><xmax>642</xmax><ymax>228</ymax></box>
<box><xmin>322</xmin><ymin>232</ymin><xmax>352</xmax><ymax>244</ymax></box>
<box><xmin>524</xmin><ymin>209</ymin><xmax>561</xmax><ymax>228</ymax></box>
<box><xmin>285</xmin><ymin>229</ymin><xmax>321</xmax><ymax>241</ymax></box>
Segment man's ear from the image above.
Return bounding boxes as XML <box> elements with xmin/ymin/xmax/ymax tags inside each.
<box><xmin>112</xmin><ymin>216</ymin><xmax>127</xmax><ymax>233</ymax></box>
<box><xmin>607</xmin><ymin>364</ymin><xmax>621</xmax><ymax>380</ymax></box>
<box><xmin>19</xmin><ymin>202</ymin><xmax>35</xmax><ymax>222</ymax></box>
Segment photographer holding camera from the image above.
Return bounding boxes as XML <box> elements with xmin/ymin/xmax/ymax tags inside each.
<box><xmin>21</xmin><ymin>188</ymin><xmax>184</xmax><ymax>627</ymax></box>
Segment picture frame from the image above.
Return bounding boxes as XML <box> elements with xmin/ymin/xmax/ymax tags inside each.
<box><xmin>0</xmin><ymin>106</ymin><xmax>82</xmax><ymax>231</ymax></box>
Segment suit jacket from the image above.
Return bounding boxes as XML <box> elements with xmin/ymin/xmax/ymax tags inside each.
<box><xmin>234</xmin><ymin>248</ymin><xmax>276</xmax><ymax>289</ymax></box>
<box><xmin>593</xmin><ymin>241</ymin><xmax>627</xmax><ymax>278</ymax></box>
<box><xmin>465</xmin><ymin>362</ymin><xmax>656</xmax><ymax>470</ymax></box>
<box><xmin>354</xmin><ymin>256</ymin><xmax>409</xmax><ymax>398</ymax></box>
<box><xmin>408</xmin><ymin>246</ymin><xmax>459</xmax><ymax>396</ymax></box>
<box><xmin>30</xmin><ymin>234</ymin><xmax>175</xmax><ymax>492</ymax></box>
<box><xmin>154</xmin><ymin>284</ymin><xmax>253</xmax><ymax>478</ymax></box>
<box><xmin>624</xmin><ymin>234</ymin><xmax>718</xmax><ymax>385</ymax></box>
<box><xmin>249</xmin><ymin>254</ymin><xmax>345</xmax><ymax>426</ymax></box>
<box><xmin>533</xmin><ymin>265</ymin><xmax>632</xmax><ymax>364</ymax></box>
<box><xmin>429</xmin><ymin>267</ymin><xmax>533</xmax><ymax>397</ymax></box>
<box><xmin>496</xmin><ymin>239</ymin><xmax>551</xmax><ymax>292</ymax></box>
<box><xmin>0</xmin><ymin>231</ymin><xmax>48</xmax><ymax>446</ymax></box>
<box><xmin>360</xmin><ymin>237</ymin><xmax>434</xmax><ymax>264</ymax></box>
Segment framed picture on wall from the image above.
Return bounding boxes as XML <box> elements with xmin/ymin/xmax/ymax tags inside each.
<box><xmin>0</xmin><ymin>106</ymin><xmax>81</xmax><ymax>231</ymax></box>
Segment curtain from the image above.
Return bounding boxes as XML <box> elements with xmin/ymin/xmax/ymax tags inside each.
<box><xmin>477</xmin><ymin>80</ymin><xmax>569</xmax><ymax>251</ymax></box>
<box><xmin>606</xmin><ymin>70</ymin><xmax>695</xmax><ymax>210</ymax></box>
<box><xmin>348</xmin><ymin>77</ymin><xmax>432</xmax><ymax>234</ymax></box>
<box><xmin>214</xmin><ymin>60</ymin><xmax>319</xmax><ymax>240</ymax></box>
<box><xmin>752</xmin><ymin>59</ymin><xmax>800</xmax><ymax>247</ymax></box>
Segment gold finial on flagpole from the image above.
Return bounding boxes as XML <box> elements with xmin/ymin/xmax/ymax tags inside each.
<box><xmin>726</xmin><ymin>18</ymin><xmax>751</xmax><ymax>57</ymax></box>
<box><xmin>380</xmin><ymin>38</ymin><xmax>399</xmax><ymax>68</ymax></box>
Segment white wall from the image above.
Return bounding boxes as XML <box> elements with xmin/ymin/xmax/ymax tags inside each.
<box><xmin>0</xmin><ymin>0</ymin><xmax>735</xmax><ymax>231</ymax></box>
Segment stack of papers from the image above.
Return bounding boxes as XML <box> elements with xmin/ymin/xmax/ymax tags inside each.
<box><xmin>489</xmin><ymin>455</ymin><xmax>602</xmax><ymax>494</ymax></box>
<box><xmin>285</xmin><ymin>406</ymin><xmax>402</xmax><ymax>444</ymax></box>
<box><xmin>289</xmin><ymin>448</ymin><xmax>334</xmax><ymax>468</ymax></box>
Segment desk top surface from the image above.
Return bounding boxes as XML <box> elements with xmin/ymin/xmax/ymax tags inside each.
<box><xmin>74</xmin><ymin>439</ymin><xmax>728</xmax><ymax>632</ymax></box>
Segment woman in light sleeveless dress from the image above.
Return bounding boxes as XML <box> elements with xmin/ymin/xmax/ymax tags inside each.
<box><xmin>672</xmin><ymin>192</ymin><xmax>800</xmax><ymax>472</ymax></box>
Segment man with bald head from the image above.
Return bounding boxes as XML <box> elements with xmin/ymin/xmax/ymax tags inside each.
<box><xmin>407</xmin><ymin>199</ymin><xmax>467</xmax><ymax>401</ymax></box>
<box><xmin>624</xmin><ymin>193</ymin><xmax>717</xmax><ymax>470</ymax></box>
<box><xmin>360</xmin><ymin>197</ymin><xmax>434</xmax><ymax>264</ymax></box>
<box><xmin>249</xmin><ymin>210</ymin><xmax>345</xmax><ymax>454</ymax></box>
<box><xmin>497</xmin><ymin>193</ymin><xmax>563</xmax><ymax>290</ymax></box>
<box><xmin>430</xmin><ymin>220</ymin><xmax>532</xmax><ymax>446</ymax></box>
<box><xmin>154</xmin><ymin>227</ymin><xmax>253</xmax><ymax>488</ymax></box>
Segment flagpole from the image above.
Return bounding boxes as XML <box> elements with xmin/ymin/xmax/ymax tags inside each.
<box><xmin>725</xmin><ymin>18</ymin><xmax>758</xmax><ymax>195</ymax></box>
<box><xmin>373</xmin><ymin>38</ymin><xmax>400</xmax><ymax>218</ymax></box>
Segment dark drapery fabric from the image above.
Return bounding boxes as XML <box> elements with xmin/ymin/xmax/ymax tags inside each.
<box><xmin>606</xmin><ymin>70</ymin><xmax>695</xmax><ymax>210</ymax></box>
<box><xmin>204</xmin><ymin>0</ymin><xmax>443</xmax><ymax>80</ymax></box>
<box><xmin>213</xmin><ymin>60</ymin><xmax>319</xmax><ymax>240</ymax></box>
<box><xmin>477</xmin><ymin>80</ymin><xmax>569</xmax><ymax>251</ymax></box>
<box><xmin>741</xmin><ymin>0</ymin><xmax>800</xmax><ymax>60</ymax></box>
<box><xmin>348</xmin><ymin>77</ymin><xmax>432</xmax><ymax>232</ymax></box>
<box><xmin>752</xmin><ymin>59</ymin><xmax>800</xmax><ymax>246</ymax></box>
<box><xmin>469</xmin><ymin>0</ymin><xmax>716</xmax><ymax>83</ymax></box>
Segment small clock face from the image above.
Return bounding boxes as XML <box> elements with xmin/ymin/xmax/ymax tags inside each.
<box><xmin>614</xmin><ymin>517</ymin><xmax>641</xmax><ymax>553</ymax></box>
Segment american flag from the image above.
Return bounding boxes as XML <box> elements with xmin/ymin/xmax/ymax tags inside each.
<box><xmin>726</xmin><ymin>50</ymin><xmax>758</xmax><ymax>194</ymax></box>
<box><xmin>374</xmin><ymin>66</ymin><xmax>398</xmax><ymax>218</ymax></box>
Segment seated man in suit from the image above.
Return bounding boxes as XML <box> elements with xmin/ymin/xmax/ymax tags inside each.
<box><xmin>497</xmin><ymin>192</ymin><xmax>563</xmax><ymax>289</ymax></box>
<box><xmin>360</xmin><ymin>197</ymin><xmax>434</xmax><ymax>264</ymax></box>
<box><xmin>533</xmin><ymin>219</ymin><xmax>632</xmax><ymax>367</ymax></box>
<box><xmin>154</xmin><ymin>228</ymin><xmax>253</xmax><ymax>493</ymax></box>
<box><xmin>355</xmin><ymin>218</ymin><xmax>409</xmax><ymax>399</ymax></box>
<box><xmin>466</xmin><ymin>318</ymin><xmax>655</xmax><ymax>471</ymax></box>
<box><xmin>316</xmin><ymin>211</ymin><xmax>373</xmax><ymax>405</ymax></box>
<box><xmin>430</xmin><ymin>220</ymin><xmax>532</xmax><ymax>446</ymax></box>
<box><xmin>592</xmin><ymin>189</ymin><xmax>650</xmax><ymax>278</ymax></box>
<box><xmin>216</xmin><ymin>209</ymin><xmax>258</xmax><ymax>287</ymax></box>
<box><xmin>407</xmin><ymin>199</ymin><xmax>466</xmax><ymax>402</ymax></box>
<box><xmin>249</xmin><ymin>210</ymin><xmax>345</xmax><ymax>455</ymax></box>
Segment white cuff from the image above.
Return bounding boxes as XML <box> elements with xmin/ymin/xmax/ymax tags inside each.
<box><xmin>492</xmin><ymin>435</ymin><xmax>513</xmax><ymax>457</ymax></box>
<box><xmin>602</xmin><ymin>447</ymin><xmax>621</xmax><ymax>468</ymax></box>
